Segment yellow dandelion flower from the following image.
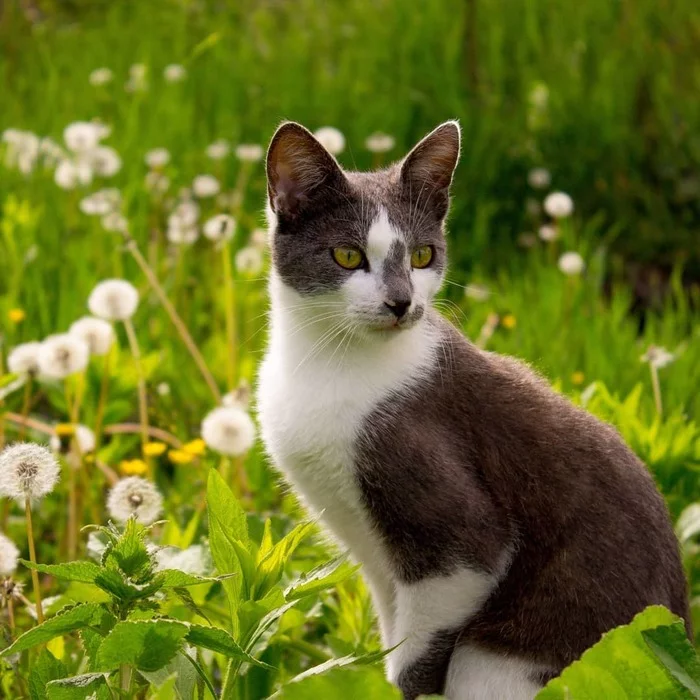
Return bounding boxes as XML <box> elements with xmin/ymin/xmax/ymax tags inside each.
<box><xmin>168</xmin><ymin>449</ymin><xmax>195</xmax><ymax>465</ymax></box>
<box><xmin>182</xmin><ymin>439</ymin><xmax>206</xmax><ymax>456</ymax></box>
<box><xmin>8</xmin><ymin>308</ymin><xmax>26</xmax><ymax>324</ymax></box>
<box><xmin>143</xmin><ymin>441</ymin><xmax>167</xmax><ymax>458</ymax></box>
<box><xmin>120</xmin><ymin>459</ymin><xmax>148</xmax><ymax>476</ymax></box>
<box><xmin>501</xmin><ymin>314</ymin><xmax>517</xmax><ymax>330</ymax></box>
<box><xmin>55</xmin><ymin>423</ymin><xmax>76</xmax><ymax>437</ymax></box>
<box><xmin>571</xmin><ymin>371</ymin><xmax>585</xmax><ymax>386</ymax></box>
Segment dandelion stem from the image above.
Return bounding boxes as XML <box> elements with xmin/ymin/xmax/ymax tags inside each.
<box><xmin>123</xmin><ymin>318</ymin><xmax>149</xmax><ymax>450</ymax></box>
<box><xmin>18</xmin><ymin>378</ymin><xmax>32</xmax><ymax>441</ymax></box>
<box><xmin>222</xmin><ymin>243</ymin><xmax>237</xmax><ymax>390</ymax></box>
<box><xmin>67</xmin><ymin>462</ymin><xmax>77</xmax><ymax>560</ymax></box>
<box><xmin>7</xmin><ymin>596</ymin><xmax>15</xmax><ymax>633</ymax></box>
<box><xmin>125</xmin><ymin>237</ymin><xmax>222</xmax><ymax>402</ymax></box>
<box><xmin>93</xmin><ymin>348</ymin><xmax>112</xmax><ymax>453</ymax></box>
<box><xmin>650</xmin><ymin>364</ymin><xmax>663</xmax><ymax>418</ymax></box>
<box><xmin>25</xmin><ymin>497</ymin><xmax>44</xmax><ymax>624</ymax></box>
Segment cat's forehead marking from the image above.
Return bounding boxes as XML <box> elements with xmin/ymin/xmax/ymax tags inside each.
<box><xmin>366</xmin><ymin>207</ymin><xmax>403</xmax><ymax>269</ymax></box>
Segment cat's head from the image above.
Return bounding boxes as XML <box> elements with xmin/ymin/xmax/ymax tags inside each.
<box><xmin>266</xmin><ymin>121</ymin><xmax>460</xmax><ymax>335</ymax></box>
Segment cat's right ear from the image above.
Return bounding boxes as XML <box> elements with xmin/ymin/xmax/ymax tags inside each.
<box><xmin>267</xmin><ymin>122</ymin><xmax>344</xmax><ymax>219</ymax></box>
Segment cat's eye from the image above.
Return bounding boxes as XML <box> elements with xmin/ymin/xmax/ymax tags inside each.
<box><xmin>332</xmin><ymin>247</ymin><xmax>364</xmax><ymax>270</ymax></box>
<box><xmin>411</xmin><ymin>245</ymin><xmax>434</xmax><ymax>269</ymax></box>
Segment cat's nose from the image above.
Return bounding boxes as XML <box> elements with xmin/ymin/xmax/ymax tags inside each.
<box><xmin>385</xmin><ymin>299</ymin><xmax>411</xmax><ymax>319</ymax></box>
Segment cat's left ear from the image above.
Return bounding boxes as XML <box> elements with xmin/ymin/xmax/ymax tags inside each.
<box><xmin>400</xmin><ymin>121</ymin><xmax>461</xmax><ymax>219</ymax></box>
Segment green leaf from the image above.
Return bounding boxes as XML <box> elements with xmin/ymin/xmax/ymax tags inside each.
<box><xmin>676</xmin><ymin>504</ymin><xmax>700</xmax><ymax>545</ymax></box>
<box><xmin>80</xmin><ymin>628</ymin><xmax>103</xmax><ymax>672</ymax></box>
<box><xmin>146</xmin><ymin>674</ymin><xmax>178</xmax><ymax>700</ymax></box>
<box><xmin>20</xmin><ymin>560</ymin><xmax>101</xmax><ymax>584</ymax></box>
<box><xmin>1</xmin><ymin>604</ymin><xmax>108</xmax><ymax>657</ymax></box>
<box><xmin>207</xmin><ymin>469</ymin><xmax>248</xmax><ymax>543</ymax></box>
<box><xmin>272</xmin><ymin>665</ymin><xmax>401</xmax><ymax>699</ymax></box>
<box><xmin>46</xmin><ymin>673</ymin><xmax>108</xmax><ymax>700</ymax></box>
<box><xmin>246</xmin><ymin>599</ymin><xmax>298</xmax><ymax>652</ymax></box>
<box><xmin>140</xmin><ymin>653</ymin><xmax>197</xmax><ymax>700</ymax></box>
<box><xmin>93</xmin><ymin>567</ymin><xmax>162</xmax><ymax>602</ymax></box>
<box><xmin>239</xmin><ymin>587</ymin><xmax>286</xmax><ymax>644</ymax></box>
<box><xmin>537</xmin><ymin>606</ymin><xmax>694</xmax><ymax>699</ymax></box>
<box><xmin>104</xmin><ymin>518</ymin><xmax>153</xmax><ymax>581</ymax></box>
<box><xmin>643</xmin><ymin>623</ymin><xmax>700</xmax><ymax>698</ymax></box>
<box><xmin>185</xmin><ymin>624</ymin><xmax>273</xmax><ymax>669</ymax></box>
<box><xmin>95</xmin><ymin>620</ymin><xmax>189</xmax><ymax>672</ymax></box>
<box><xmin>285</xmin><ymin>555</ymin><xmax>359</xmax><ymax>601</ymax></box>
<box><xmin>29</xmin><ymin>649</ymin><xmax>67</xmax><ymax>700</ymax></box>
<box><xmin>158</xmin><ymin>569</ymin><xmax>216</xmax><ymax>588</ymax></box>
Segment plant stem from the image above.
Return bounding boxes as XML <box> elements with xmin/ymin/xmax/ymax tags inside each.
<box><xmin>93</xmin><ymin>348</ymin><xmax>112</xmax><ymax>453</ymax></box>
<box><xmin>124</xmin><ymin>236</ymin><xmax>221</xmax><ymax>402</ymax></box>
<box><xmin>277</xmin><ymin>635</ymin><xmax>332</xmax><ymax>663</ymax></box>
<box><xmin>222</xmin><ymin>242</ymin><xmax>237</xmax><ymax>391</ymax></box>
<box><xmin>123</xmin><ymin>318</ymin><xmax>149</xmax><ymax>451</ymax></box>
<box><xmin>67</xmin><ymin>462</ymin><xmax>77</xmax><ymax>560</ymax></box>
<box><xmin>25</xmin><ymin>497</ymin><xmax>44</xmax><ymax>624</ymax></box>
<box><xmin>650</xmin><ymin>364</ymin><xmax>663</xmax><ymax>418</ymax></box>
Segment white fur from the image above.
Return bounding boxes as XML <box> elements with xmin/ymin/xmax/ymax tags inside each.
<box><xmin>387</xmin><ymin>567</ymin><xmax>497</xmax><ymax>682</ymax></box>
<box><xmin>445</xmin><ymin>646</ymin><xmax>544</xmax><ymax>700</ymax></box>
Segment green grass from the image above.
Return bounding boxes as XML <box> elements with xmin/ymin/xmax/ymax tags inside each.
<box><xmin>0</xmin><ymin>1</ymin><xmax>699</xmax><ymax>698</ymax></box>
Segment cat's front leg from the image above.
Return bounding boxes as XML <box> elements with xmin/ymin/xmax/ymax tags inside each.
<box><xmin>386</xmin><ymin>567</ymin><xmax>497</xmax><ymax>699</ymax></box>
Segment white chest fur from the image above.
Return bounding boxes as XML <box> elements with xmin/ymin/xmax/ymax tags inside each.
<box><xmin>256</xmin><ymin>277</ymin><xmax>439</xmax><ymax>643</ymax></box>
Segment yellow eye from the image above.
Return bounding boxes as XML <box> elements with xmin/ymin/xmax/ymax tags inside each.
<box><xmin>411</xmin><ymin>245</ymin><xmax>433</xmax><ymax>269</ymax></box>
<box><xmin>332</xmin><ymin>247</ymin><xmax>364</xmax><ymax>270</ymax></box>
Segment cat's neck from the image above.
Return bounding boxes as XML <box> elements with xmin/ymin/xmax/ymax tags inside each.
<box><xmin>267</xmin><ymin>273</ymin><xmax>440</xmax><ymax>377</ymax></box>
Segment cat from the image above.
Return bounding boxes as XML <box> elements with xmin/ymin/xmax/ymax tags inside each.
<box><xmin>256</xmin><ymin>121</ymin><xmax>691</xmax><ymax>700</ymax></box>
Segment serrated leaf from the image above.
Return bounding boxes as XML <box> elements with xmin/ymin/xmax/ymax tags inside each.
<box><xmin>256</xmin><ymin>519</ymin><xmax>274</xmax><ymax>564</ymax></box>
<box><xmin>207</xmin><ymin>469</ymin><xmax>248</xmax><ymax>543</ymax></box>
<box><xmin>1</xmin><ymin>604</ymin><xmax>108</xmax><ymax>657</ymax></box>
<box><xmin>140</xmin><ymin>651</ymin><xmax>198</xmax><ymax>700</ymax></box>
<box><xmin>21</xmin><ymin>560</ymin><xmax>101</xmax><ymax>584</ymax></box>
<box><xmin>95</xmin><ymin>620</ymin><xmax>188</xmax><ymax>672</ymax></box>
<box><xmin>104</xmin><ymin>518</ymin><xmax>153</xmax><ymax>581</ymax></box>
<box><xmin>239</xmin><ymin>587</ymin><xmax>286</xmax><ymax>644</ymax></box>
<box><xmin>29</xmin><ymin>649</ymin><xmax>67</xmax><ymax>700</ymax></box>
<box><xmin>80</xmin><ymin>628</ymin><xmax>103</xmax><ymax>672</ymax></box>
<box><xmin>643</xmin><ymin>622</ymin><xmax>700</xmax><ymax>698</ymax></box>
<box><xmin>537</xmin><ymin>606</ymin><xmax>693</xmax><ymax>699</ymax></box>
<box><xmin>94</xmin><ymin>567</ymin><xmax>162</xmax><ymax>602</ymax></box>
<box><xmin>46</xmin><ymin>673</ymin><xmax>108</xmax><ymax>700</ymax></box>
<box><xmin>158</xmin><ymin>569</ymin><xmax>216</xmax><ymax>588</ymax></box>
<box><xmin>272</xmin><ymin>665</ymin><xmax>401</xmax><ymax>699</ymax></box>
<box><xmin>185</xmin><ymin>624</ymin><xmax>273</xmax><ymax>668</ymax></box>
<box><xmin>285</xmin><ymin>555</ymin><xmax>359</xmax><ymax>601</ymax></box>
<box><xmin>246</xmin><ymin>599</ymin><xmax>298</xmax><ymax>652</ymax></box>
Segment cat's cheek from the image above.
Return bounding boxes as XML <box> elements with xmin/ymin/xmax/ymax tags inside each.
<box><xmin>412</xmin><ymin>268</ymin><xmax>443</xmax><ymax>306</ymax></box>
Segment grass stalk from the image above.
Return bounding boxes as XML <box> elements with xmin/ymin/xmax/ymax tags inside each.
<box><xmin>650</xmin><ymin>364</ymin><xmax>663</xmax><ymax>418</ymax></box>
<box><xmin>24</xmin><ymin>497</ymin><xmax>44</xmax><ymax>624</ymax></box>
<box><xmin>93</xmin><ymin>348</ymin><xmax>112</xmax><ymax>453</ymax></box>
<box><xmin>123</xmin><ymin>317</ymin><xmax>149</xmax><ymax>450</ymax></box>
<box><xmin>222</xmin><ymin>242</ymin><xmax>237</xmax><ymax>390</ymax></box>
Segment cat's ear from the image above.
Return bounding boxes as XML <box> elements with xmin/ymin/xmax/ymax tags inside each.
<box><xmin>400</xmin><ymin>121</ymin><xmax>461</xmax><ymax>219</ymax></box>
<box><xmin>267</xmin><ymin>122</ymin><xmax>345</xmax><ymax>218</ymax></box>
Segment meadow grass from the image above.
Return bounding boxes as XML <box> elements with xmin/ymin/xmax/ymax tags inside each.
<box><xmin>0</xmin><ymin>1</ymin><xmax>699</xmax><ymax>698</ymax></box>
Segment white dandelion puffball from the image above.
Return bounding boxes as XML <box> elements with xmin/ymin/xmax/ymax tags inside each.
<box><xmin>164</xmin><ymin>64</ymin><xmax>186</xmax><ymax>83</ymax></box>
<box><xmin>157</xmin><ymin>382</ymin><xmax>171</xmax><ymax>396</ymax></box>
<box><xmin>203</xmin><ymin>214</ymin><xmax>236</xmax><ymax>243</ymax></box>
<box><xmin>88</xmin><ymin>279</ymin><xmax>139</xmax><ymax>321</ymax></box>
<box><xmin>7</xmin><ymin>342</ymin><xmax>42</xmax><ymax>376</ymax></box>
<box><xmin>145</xmin><ymin>171</ymin><xmax>170</xmax><ymax>194</ymax></box>
<box><xmin>167</xmin><ymin>224</ymin><xmax>199</xmax><ymax>245</ymax></box>
<box><xmin>235</xmin><ymin>246</ymin><xmax>264</xmax><ymax>276</ymax></box>
<box><xmin>88</xmin><ymin>146</ymin><xmax>122</xmax><ymax>177</ymax></box>
<box><xmin>0</xmin><ymin>533</ymin><xmax>20</xmax><ymax>576</ymax></box>
<box><xmin>314</xmin><ymin>127</ymin><xmax>345</xmax><ymax>155</ymax></box>
<box><xmin>0</xmin><ymin>443</ymin><xmax>60</xmax><ymax>502</ymax></box>
<box><xmin>50</xmin><ymin>425</ymin><xmax>96</xmax><ymax>455</ymax></box>
<box><xmin>39</xmin><ymin>138</ymin><xmax>65</xmax><ymax>167</ymax></box>
<box><xmin>89</xmin><ymin>67</ymin><xmax>113</xmax><ymax>86</ymax></box>
<box><xmin>538</xmin><ymin>224</ymin><xmax>558</xmax><ymax>242</ymax></box>
<box><xmin>528</xmin><ymin>168</ymin><xmax>551</xmax><ymax>190</ymax></box>
<box><xmin>641</xmin><ymin>346</ymin><xmax>675</xmax><ymax>370</ymax></box>
<box><xmin>38</xmin><ymin>334</ymin><xmax>90</xmax><ymax>380</ymax></box>
<box><xmin>250</xmin><ymin>228</ymin><xmax>268</xmax><ymax>248</ymax></box>
<box><xmin>101</xmin><ymin>212</ymin><xmax>129</xmax><ymax>233</ymax></box>
<box><xmin>107</xmin><ymin>477</ymin><xmax>163</xmax><ymax>525</ymax></box>
<box><xmin>558</xmin><ymin>251</ymin><xmax>585</xmax><ymax>276</ymax></box>
<box><xmin>365</xmin><ymin>132</ymin><xmax>395</xmax><ymax>153</ymax></box>
<box><xmin>168</xmin><ymin>200</ymin><xmax>199</xmax><ymax>229</ymax></box>
<box><xmin>192</xmin><ymin>175</ymin><xmax>221</xmax><ymax>198</ymax></box>
<box><xmin>201</xmin><ymin>406</ymin><xmax>256</xmax><ymax>456</ymax></box>
<box><xmin>55</xmin><ymin>159</ymin><xmax>90</xmax><ymax>190</ymax></box>
<box><xmin>235</xmin><ymin>144</ymin><xmax>264</xmax><ymax>162</ymax></box>
<box><xmin>69</xmin><ymin>316</ymin><xmax>114</xmax><ymax>356</ymax></box>
<box><xmin>80</xmin><ymin>188</ymin><xmax>120</xmax><ymax>216</ymax></box>
<box><xmin>145</xmin><ymin>148</ymin><xmax>170</xmax><ymax>169</ymax></box>
<box><xmin>544</xmin><ymin>191</ymin><xmax>574</xmax><ymax>219</ymax></box>
<box><xmin>206</xmin><ymin>139</ymin><xmax>230</xmax><ymax>160</ymax></box>
<box><xmin>64</xmin><ymin>122</ymin><xmax>104</xmax><ymax>153</ymax></box>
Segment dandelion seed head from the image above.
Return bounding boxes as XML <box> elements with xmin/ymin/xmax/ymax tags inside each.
<box><xmin>157</xmin><ymin>382</ymin><xmax>171</xmax><ymax>396</ymax></box>
<box><xmin>314</xmin><ymin>127</ymin><xmax>345</xmax><ymax>155</ymax></box>
<box><xmin>55</xmin><ymin>159</ymin><xmax>92</xmax><ymax>190</ymax></box>
<box><xmin>88</xmin><ymin>279</ymin><xmax>139</xmax><ymax>321</ymax></box>
<box><xmin>0</xmin><ymin>443</ymin><xmax>60</xmax><ymax>502</ymax></box>
<box><xmin>234</xmin><ymin>144</ymin><xmax>264</xmax><ymax>162</ymax></box>
<box><xmin>145</xmin><ymin>148</ymin><xmax>170</xmax><ymax>169</ymax></box>
<box><xmin>69</xmin><ymin>316</ymin><xmax>114</xmax><ymax>356</ymax></box>
<box><xmin>201</xmin><ymin>406</ymin><xmax>256</xmax><ymax>456</ymax></box>
<box><xmin>641</xmin><ymin>346</ymin><xmax>675</xmax><ymax>369</ymax></box>
<box><xmin>203</xmin><ymin>214</ymin><xmax>236</xmax><ymax>243</ymax></box>
<box><xmin>164</xmin><ymin>64</ymin><xmax>186</xmax><ymax>83</ymax></box>
<box><xmin>250</xmin><ymin>228</ymin><xmax>268</xmax><ymax>248</ymax></box>
<box><xmin>145</xmin><ymin>171</ymin><xmax>170</xmax><ymax>194</ymax></box>
<box><xmin>64</xmin><ymin>122</ymin><xmax>104</xmax><ymax>153</ymax></box>
<box><xmin>167</xmin><ymin>223</ymin><xmax>199</xmax><ymax>245</ymax></box>
<box><xmin>88</xmin><ymin>146</ymin><xmax>122</xmax><ymax>177</ymax></box>
<box><xmin>7</xmin><ymin>342</ymin><xmax>42</xmax><ymax>376</ymax></box>
<box><xmin>235</xmin><ymin>246</ymin><xmax>264</xmax><ymax>276</ymax></box>
<box><xmin>89</xmin><ymin>67</ymin><xmax>113</xmax><ymax>86</ymax></box>
<box><xmin>168</xmin><ymin>200</ymin><xmax>200</xmax><ymax>229</ymax></box>
<box><xmin>528</xmin><ymin>168</ymin><xmax>551</xmax><ymax>189</ymax></box>
<box><xmin>126</xmin><ymin>63</ymin><xmax>148</xmax><ymax>92</ymax></box>
<box><xmin>544</xmin><ymin>191</ymin><xmax>574</xmax><ymax>219</ymax></box>
<box><xmin>0</xmin><ymin>533</ymin><xmax>19</xmax><ymax>577</ymax></box>
<box><xmin>206</xmin><ymin>139</ymin><xmax>230</xmax><ymax>160</ymax></box>
<box><xmin>538</xmin><ymin>224</ymin><xmax>558</xmax><ymax>242</ymax></box>
<box><xmin>80</xmin><ymin>188</ymin><xmax>120</xmax><ymax>216</ymax></box>
<box><xmin>365</xmin><ymin>132</ymin><xmax>395</xmax><ymax>153</ymax></box>
<box><xmin>107</xmin><ymin>477</ymin><xmax>163</xmax><ymax>525</ymax></box>
<box><xmin>558</xmin><ymin>251</ymin><xmax>585</xmax><ymax>276</ymax></box>
<box><xmin>50</xmin><ymin>424</ymin><xmax>96</xmax><ymax>455</ymax></box>
<box><xmin>192</xmin><ymin>174</ymin><xmax>220</xmax><ymax>198</ymax></box>
<box><xmin>38</xmin><ymin>334</ymin><xmax>90</xmax><ymax>379</ymax></box>
<box><xmin>101</xmin><ymin>212</ymin><xmax>129</xmax><ymax>233</ymax></box>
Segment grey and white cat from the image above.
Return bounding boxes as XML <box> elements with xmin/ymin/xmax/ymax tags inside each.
<box><xmin>256</xmin><ymin>121</ymin><xmax>690</xmax><ymax>700</ymax></box>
